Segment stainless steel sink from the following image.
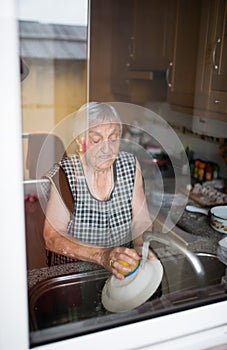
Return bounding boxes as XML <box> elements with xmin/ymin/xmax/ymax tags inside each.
<box><xmin>160</xmin><ymin>252</ymin><xmax>226</xmax><ymax>295</ymax></box>
<box><xmin>29</xmin><ymin>269</ymin><xmax>110</xmax><ymax>331</ymax></box>
<box><xmin>28</xmin><ymin>251</ymin><xmax>226</xmax><ymax>346</ymax></box>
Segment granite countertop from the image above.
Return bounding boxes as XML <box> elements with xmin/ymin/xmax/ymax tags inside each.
<box><xmin>27</xmin><ymin>261</ymin><xmax>103</xmax><ymax>289</ymax></box>
<box><xmin>170</xmin><ymin>201</ymin><xmax>224</xmax><ymax>254</ymax></box>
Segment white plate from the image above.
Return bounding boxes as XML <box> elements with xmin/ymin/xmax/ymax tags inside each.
<box><xmin>101</xmin><ymin>259</ymin><xmax>163</xmax><ymax>313</ymax></box>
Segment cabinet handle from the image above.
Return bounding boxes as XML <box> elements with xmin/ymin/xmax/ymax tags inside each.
<box><xmin>212</xmin><ymin>37</ymin><xmax>221</xmax><ymax>70</ymax></box>
<box><xmin>166</xmin><ymin>62</ymin><xmax>173</xmax><ymax>87</ymax></box>
<box><xmin>129</xmin><ymin>36</ymin><xmax>135</xmax><ymax>59</ymax></box>
<box><xmin>214</xmin><ymin>99</ymin><xmax>221</xmax><ymax>104</ymax></box>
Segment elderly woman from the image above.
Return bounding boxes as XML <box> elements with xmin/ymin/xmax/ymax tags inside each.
<box><xmin>43</xmin><ymin>102</ymin><xmax>156</xmax><ymax>279</ymax></box>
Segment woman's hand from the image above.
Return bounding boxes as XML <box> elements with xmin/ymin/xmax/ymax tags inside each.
<box><xmin>100</xmin><ymin>247</ymin><xmax>140</xmax><ymax>280</ymax></box>
<box><xmin>134</xmin><ymin>244</ymin><xmax>157</xmax><ymax>261</ymax></box>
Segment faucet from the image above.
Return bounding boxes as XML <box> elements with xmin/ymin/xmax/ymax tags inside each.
<box><xmin>143</xmin><ymin>231</ymin><xmax>208</xmax><ymax>298</ymax></box>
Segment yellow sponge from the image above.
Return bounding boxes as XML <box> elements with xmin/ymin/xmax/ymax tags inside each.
<box><xmin>117</xmin><ymin>257</ymin><xmax>140</xmax><ymax>277</ymax></box>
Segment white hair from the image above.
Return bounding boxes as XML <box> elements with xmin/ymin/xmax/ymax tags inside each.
<box><xmin>74</xmin><ymin>102</ymin><xmax>122</xmax><ymax>137</ymax></box>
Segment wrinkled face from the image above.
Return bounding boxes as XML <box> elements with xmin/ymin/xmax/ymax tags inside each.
<box><xmin>83</xmin><ymin>122</ymin><xmax>121</xmax><ymax>170</ymax></box>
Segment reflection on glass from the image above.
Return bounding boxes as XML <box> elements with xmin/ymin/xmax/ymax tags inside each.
<box><xmin>18</xmin><ymin>0</ymin><xmax>88</xmax><ymax>180</ymax></box>
<box><xmin>18</xmin><ymin>0</ymin><xmax>89</xmax><ymax>296</ymax></box>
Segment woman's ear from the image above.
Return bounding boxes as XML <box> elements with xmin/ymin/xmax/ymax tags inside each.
<box><xmin>75</xmin><ymin>136</ymin><xmax>86</xmax><ymax>153</ymax></box>
<box><xmin>81</xmin><ymin>138</ymin><xmax>87</xmax><ymax>153</ymax></box>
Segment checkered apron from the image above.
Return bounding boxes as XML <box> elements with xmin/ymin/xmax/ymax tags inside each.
<box><xmin>44</xmin><ymin>152</ymin><xmax>136</xmax><ymax>265</ymax></box>
<box><xmin>61</xmin><ymin>151</ymin><xmax>135</xmax><ymax>247</ymax></box>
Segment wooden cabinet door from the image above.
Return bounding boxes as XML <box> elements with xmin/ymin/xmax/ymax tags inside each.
<box><xmin>167</xmin><ymin>0</ymin><xmax>202</xmax><ymax>112</ymax></box>
<box><xmin>111</xmin><ymin>0</ymin><xmax>178</xmax><ymax>101</ymax></box>
<box><xmin>111</xmin><ymin>0</ymin><xmax>132</xmax><ymax>100</ymax></box>
<box><xmin>194</xmin><ymin>0</ymin><xmax>227</xmax><ymax>119</ymax></box>
<box><xmin>211</xmin><ymin>0</ymin><xmax>227</xmax><ymax>93</ymax></box>
<box><xmin>129</xmin><ymin>0</ymin><xmax>177</xmax><ymax>71</ymax></box>
<box><xmin>210</xmin><ymin>0</ymin><xmax>227</xmax><ymax>115</ymax></box>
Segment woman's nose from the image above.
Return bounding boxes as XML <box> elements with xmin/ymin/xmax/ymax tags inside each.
<box><xmin>100</xmin><ymin>140</ymin><xmax>111</xmax><ymax>154</ymax></box>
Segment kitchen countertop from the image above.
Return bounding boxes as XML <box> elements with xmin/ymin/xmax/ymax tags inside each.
<box><xmin>27</xmin><ymin>261</ymin><xmax>102</xmax><ymax>289</ymax></box>
<box><xmin>170</xmin><ymin>201</ymin><xmax>224</xmax><ymax>253</ymax></box>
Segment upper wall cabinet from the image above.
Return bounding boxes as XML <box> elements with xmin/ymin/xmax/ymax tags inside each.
<box><xmin>194</xmin><ymin>0</ymin><xmax>227</xmax><ymax>120</ymax></box>
<box><xmin>90</xmin><ymin>0</ymin><xmax>227</xmax><ymax>119</ymax></box>
<box><xmin>111</xmin><ymin>0</ymin><xmax>202</xmax><ymax>110</ymax></box>
<box><xmin>111</xmin><ymin>0</ymin><xmax>177</xmax><ymax>102</ymax></box>
<box><xmin>167</xmin><ymin>0</ymin><xmax>202</xmax><ymax>113</ymax></box>
<box><xmin>111</xmin><ymin>0</ymin><xmax>132</xmax><ymax>100</ymax></box>
<box><xmin>129</xmin><ymin>0</ymin><xmax>177</xmax><ymax>72</ymax></box>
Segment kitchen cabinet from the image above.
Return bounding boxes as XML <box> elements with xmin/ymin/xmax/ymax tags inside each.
<box><xmin>111</xmin><ymin>0</ymin><xmax>132</xmax><ymax>100</ymax></box>
<box><xmin>128</xmin><ymin>0</ymin><xmax>177</xmax><ymax>72</ymax></box>
<box><xmin>111</xmin><ymin>0</ymin><xmax>202</xmax><ymax>110</ymax></box>
<box><xmin>111</xmin><ymin>0</ymin><xmax>177</xmax><ymax>102</ymax></box>
<box><xmin>166</xmin><ymin>0</ymin><xmax>202</xmax><ymax>113</ymax></box>
<box><xmin>194</xmin><ymin>0</ymin><xmax>227</xmax><ymax>120</ymax></box>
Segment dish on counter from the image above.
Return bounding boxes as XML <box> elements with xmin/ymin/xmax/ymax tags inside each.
<box><xmin>186</xmin><ymin>204</ymin><xmax>227</xmax><ymax>234</ymax></box>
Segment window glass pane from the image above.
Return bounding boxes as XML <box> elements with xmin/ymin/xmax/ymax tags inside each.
<box><xmin>17</xmin><ymin>1</ymin><xmax>227</xmax><ymax>348</ymax></box>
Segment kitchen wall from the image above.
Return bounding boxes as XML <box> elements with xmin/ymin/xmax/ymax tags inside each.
<box><xmin>145</xmin><ymin>101</ymin><xmax>227</xmax><ymax>179</ymax></box>
<box><xmin>177</xmin><ymin>133</ymin><xmax>227</xmax><ymax>179</ymax></box>
<box><xmin>21</xmin><ymin>58</ymin><xmax>87</xmax><ymax>132</ymax></box>
<box><xmin>21</xmin><ymin>58</ymin><xmax>87</xmax><ymax>178</ymax></box>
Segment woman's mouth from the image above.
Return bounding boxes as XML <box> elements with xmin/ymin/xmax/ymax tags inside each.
<box><xmin>99</xmin><ymin>155</ymin><xmax>112</xmax><ymax>159</ymax></box>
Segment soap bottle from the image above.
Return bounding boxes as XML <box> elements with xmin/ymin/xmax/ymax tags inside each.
<box><xmin>213</xmin><ymin>164</ymin><xmax>220</xmax><ymax>179</ymax></box>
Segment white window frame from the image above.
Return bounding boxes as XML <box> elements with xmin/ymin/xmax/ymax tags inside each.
<box><xmin>0</xmin><ymin>1</ymin><xmax>227</xmax><ymax>349</ymax></box>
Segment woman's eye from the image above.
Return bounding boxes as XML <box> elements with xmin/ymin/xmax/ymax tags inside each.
<box><xmin>109</xmin><ymin>135</ymin><xmax>119</xmax><ymax>143</ymax></box>
<box><xmin>92</xmin><ymin>138</ymin><xmax>101</xmax><ymax>144</ymax></box>
<box><xmin>111</xmin><ymin>138</ymin><xmax>119</xmax><ymax>143</ymax></box>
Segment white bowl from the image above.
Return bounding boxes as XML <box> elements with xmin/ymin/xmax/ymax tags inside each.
<box><xmin>210</xmin><ymin>205</ymin><xmax>227</xmax><ymax>234</ymax></box>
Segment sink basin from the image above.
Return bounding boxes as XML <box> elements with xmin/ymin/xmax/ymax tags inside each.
<box><xmin>28</xmin><ymin>252</ymin><xmax>226</xmax><ymax>346</ymax></box>
<box><xmin>160</xmin><ymin>252</ymin><xmax>226</xmax><ymax>295</ymax></box>
<box><xmin>29</xmin><ymin>269</ymin><xmax>110</xmax><ymax>330</ymax></box>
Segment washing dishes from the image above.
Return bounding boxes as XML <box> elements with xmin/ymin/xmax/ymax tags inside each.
<box><xmin>43</xmin><ymin>102</ymin><xmax>156</xmax><ymax>279</ymax></box>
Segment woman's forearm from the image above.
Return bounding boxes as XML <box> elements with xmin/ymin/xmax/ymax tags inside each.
<box><xmin>43</xmin><ymin>219</ymin><xmax>105</xmax><ymax>265</ymax></box>
<box><xmin>43</xmin><ymin>219</ymin><xmax>142</xmax><ymax>279</ymax></box>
